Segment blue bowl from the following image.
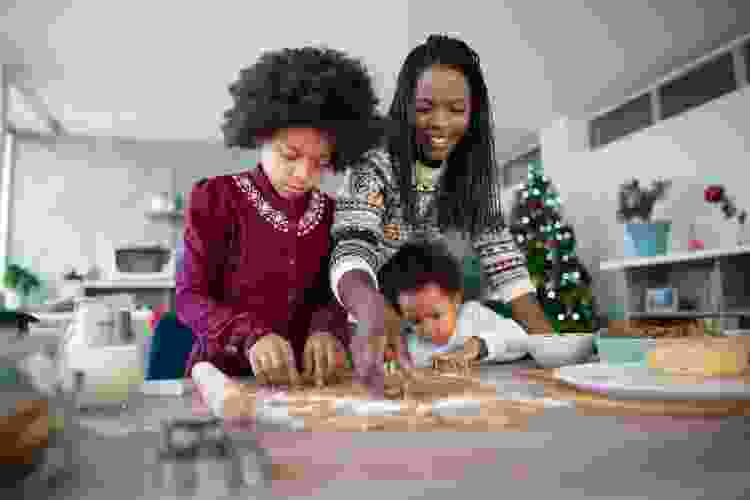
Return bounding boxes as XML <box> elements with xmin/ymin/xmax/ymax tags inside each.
<box><xmin>595</xmin><ymin>331</ymin><xmax>656</xmax><ymax>365</ymax></box>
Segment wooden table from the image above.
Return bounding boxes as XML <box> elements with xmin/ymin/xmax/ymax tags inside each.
<box><xmin>16</xmin><ymin>359</ymin><xmax>750</xmax><ymax>500</ymax></box>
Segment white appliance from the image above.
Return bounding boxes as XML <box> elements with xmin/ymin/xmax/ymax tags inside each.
<box><xmin>645</xmin><ymin>287</ymin><xmax>678</xmax><ymax>313</ymax></box>
<box><xmin>58</xmin><ymin>298</ymin><xmax>144</xmax><ymax>407</ymax></box>
<box><xmin>112</xmin><ymin>243</ymin><xmax>176</xmax><ymax>281</ymax></box>
<box><xmin>64</xmin><ymin>298</ymin><xmax>117</xmax><ymax>348</ymax></box>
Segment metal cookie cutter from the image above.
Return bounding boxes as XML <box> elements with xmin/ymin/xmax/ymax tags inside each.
<box><xmin>153</xmin><ymin>417</ymin><xmax>272</xmax><ymax>497</ymax></box>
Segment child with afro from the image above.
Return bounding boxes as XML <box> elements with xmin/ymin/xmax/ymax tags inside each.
<box><xmin>378</xmin><ymin>241</ymin><xmax>530</xmax><ymax>371</ymax></box>
<box><xmin>177</xmin><ymin>45</ymin><xmax>389</xmax><ymax>388</ymax></box>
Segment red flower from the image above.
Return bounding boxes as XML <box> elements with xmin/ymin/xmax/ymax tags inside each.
<box><xmin>704</xmin><ymin>185</ymin><xmax>724</xmax><ymax>203</ymax></box>
<box><xmin>527</xmin><ymin>200</ymin><xmax>543</xmax><ymax>210</ymax></box>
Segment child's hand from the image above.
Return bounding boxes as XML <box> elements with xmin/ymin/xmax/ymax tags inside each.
<box><xmin>247</xmin><ymin>333</ymin><xmax>302</xmax><ymax>387</ymax></box>
<box><xmin>303</xmin><ymin>332</ymin><xmax>343</xmax><ymax>388</ymax></box>
<box><xmin>463</xmin><ymin>336</ymin><xmax>483</xmax><ymax>360</ymax></box>
<box><xmin>431</xmin><ymin>337</ymin><xmax>484</xmax><ymax>374</ymax></box>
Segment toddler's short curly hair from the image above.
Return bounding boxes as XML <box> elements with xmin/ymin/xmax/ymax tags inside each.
<box><xmin>222</xmin><ymin>46</ymin><xmax>388</xmax><ymax>171</ymax></box>
<box><xmin>378</xmin><ymin>240</ymin><xmax>464</xmax><ymax>314</ymax></box>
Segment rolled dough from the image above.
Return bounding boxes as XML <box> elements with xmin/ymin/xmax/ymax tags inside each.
<box><xmin>192</xmin><ymin>363</ymin><xmax>539</xmax><ymax>432</ymax></box>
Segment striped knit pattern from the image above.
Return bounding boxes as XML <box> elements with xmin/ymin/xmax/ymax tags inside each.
<box><xmin>330</xmin><ymin>148</ymin><xmax>532</xmax><ymax>303</ymax></box>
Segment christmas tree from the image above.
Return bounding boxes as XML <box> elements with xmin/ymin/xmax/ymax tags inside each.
<box><xmin>508</xmin><ymin>159</ymin><xmax>595</xmax><ymax>333</ymax></box>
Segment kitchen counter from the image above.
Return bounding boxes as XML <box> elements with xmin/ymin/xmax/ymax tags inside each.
<box><xmin>13</xmin><ymin>359</ymin><xmax>750</xmax><ymax>500</ymax></box>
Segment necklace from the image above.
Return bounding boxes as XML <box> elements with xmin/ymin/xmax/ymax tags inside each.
<box><xmin>414</xmin><ymin>160</ymin><xmax>445</xmax><ymax>192</ymax></box>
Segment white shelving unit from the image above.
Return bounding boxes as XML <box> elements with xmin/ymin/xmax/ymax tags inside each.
<box><xmin>145</xmin><ymin>209</ymin><xmax>184</xmax><ymax>222</ymax></box>
<box><xmin>600</xmin><ymin>246</ymin><xmax>750</xmax><ymax>330</ymax></box>
<box><xmin>83</xmin><ymin>279</ymin><xmax>177</xmax><ymax>312</ymax></box>
<box><xmin>85</xmin><ymin>279</ymin><xmax>176</xmax><ymax>290</ymax></box>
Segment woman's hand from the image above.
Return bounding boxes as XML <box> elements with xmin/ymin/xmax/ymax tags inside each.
<box><xmin>247</xmin><ymin>333</ymin><xmax>301</xmax><ymax>387</ymax></box>
<box><xmin>339</xmin><ymin>270</ymin><xmax>415</xmax><ymax>397</ymax></box>
<box><xmin>303</xmin><ymin>332</ymin><xmax>342</xmax><ymax>387</ymax></box>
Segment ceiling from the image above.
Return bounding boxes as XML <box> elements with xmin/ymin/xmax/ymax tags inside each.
<box><xmin>1</xmin><ymin>0</ymin><xmax>749</xmax><ymax>159</ymax></box>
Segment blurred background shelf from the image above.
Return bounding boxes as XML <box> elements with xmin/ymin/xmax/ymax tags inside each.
<box><xmin>144</xmin><ymin>210</ymin><xmax>184</xmax><ymax>221</ymax></box>
<box><xmin>600</xmin><ymin>246</ymin><xmax>750</xmax><ymax>331</ymax></box>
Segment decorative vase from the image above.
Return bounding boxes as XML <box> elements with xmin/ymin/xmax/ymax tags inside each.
<box><xmin>623</xmin><ymin>221</ymin><xmax>671</xmax><ymax>258</ymax></box>
<box><xmin>687</xmin><ymin>223</ymin><xmax>705</xmax><ymax>251</ymax></box>
<box><xmin>737</xmin><ymin>222</ymin><xmax>748</xmax><ymax>247</ymax></box>
<box><xmin>3</xmin><ymin>289</ymin><xmax>23</xmax><ymax>310</ymax></box>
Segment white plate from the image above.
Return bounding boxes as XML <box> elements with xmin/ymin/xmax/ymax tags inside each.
<box><xmin>557</xmin><ymin>362</ymin><xmax>750</xmax><ymax>400</ymax></box>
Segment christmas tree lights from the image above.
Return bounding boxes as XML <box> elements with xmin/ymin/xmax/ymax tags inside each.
<box><xmin>508</xmin><ymin>160</ymin><xmax>595</xmax><ymax>333</ymax></box>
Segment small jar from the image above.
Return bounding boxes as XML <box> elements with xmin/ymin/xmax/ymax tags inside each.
<box><xmin>737</xmin><ymin>222</ymin><xmax>748</xmax><ymax>247</ymax></box>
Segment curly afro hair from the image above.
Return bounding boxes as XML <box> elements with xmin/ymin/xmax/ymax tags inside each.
<box><xmin>378</xmin><ymin>240</ymin><xmax>463</xmax><ymax>314</ymax></box>
<box><xmin>222</xmin><ymin>46</ymin><xmax>389</xmax><ymax>171</ymax></box>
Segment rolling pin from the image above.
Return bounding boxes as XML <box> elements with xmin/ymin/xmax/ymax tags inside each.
<box><xmin>191</xmin><ymin>362</ymin><xmax>233</xmax><ymax>418</ymax></box>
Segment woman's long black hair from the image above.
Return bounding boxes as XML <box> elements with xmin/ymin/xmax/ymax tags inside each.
<box><xmin>388</xmin><ymin>34</ymin><xmax>502</xmax><ymax>237</ymax></box>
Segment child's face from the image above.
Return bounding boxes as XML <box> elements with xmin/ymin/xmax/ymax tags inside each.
<box><xmin>261</xmin><ymin>128</ymin><xmax>335</xmax><ymax>199</ymax></box>
<box><xmin>398</xmin><ymin>283</ymin><xmax>461</xmax><ymax>345</ymax></box>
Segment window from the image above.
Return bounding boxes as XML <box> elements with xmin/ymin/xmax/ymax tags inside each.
<box><xmin>658</xmin><ymin>51</ymin><xmax>737</xmax><ymax>120</ymax></box>
<box><xmin>745</xmin><ymin>39</ymin><xmax>750</xmax><ymax>83</ymax></box>
<box><xmin>589</xmin><ymin>93</ymin><xmax>653</xmax><ymax>150</ymax></box>
<box><xmin>503</xmin><ymin>147</ymin><xmax>540</xmax><ymax>187</ymax></box>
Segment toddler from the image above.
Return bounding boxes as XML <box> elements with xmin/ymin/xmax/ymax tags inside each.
<box><xmin>378</xmin><ymin>241</ymin><xmax>530</xmax><ymax>370</ymax></box>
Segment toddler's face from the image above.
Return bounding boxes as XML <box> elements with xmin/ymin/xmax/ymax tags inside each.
<box><xmin>398</xmin><ymin>283</ymin><xmax>461</xmax><ymax>345</ymax></box>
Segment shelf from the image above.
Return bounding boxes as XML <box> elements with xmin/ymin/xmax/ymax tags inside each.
<box><xmin>600</xmin><ymin>245</ymin><xmax>750</xmax><ymax>271</ymax></box>
<box><xmin>629</xmin><ymin>310</ymin><xmax>750</xmax><ymax>320</ymax></box>
<box><xmin>84</xmin><ymin>279</ymin><xmax>176</xmax><ymax>290</ymax></box>
<box><xmin>629</xmin><ymin>311</ymin><xmax>716</xmax><ymax>320</ymax></box>
<box><xmin>145</xmin><ymin>209</ymin><xmax>184</xmax><ymax>221</ymax></box>
<box><xmin>31</xmin><ymin>310</ymin><xmax>153</xmax><ymax>324</ymax></box>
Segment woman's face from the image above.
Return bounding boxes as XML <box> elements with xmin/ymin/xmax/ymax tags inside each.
<box><xmin>413</xmin><ymin>64</ymin><xmax>472</xmax><ymax>162</ymax></box>
<box><xmin>261</xmin><ymin>128</ymin><xmax>334</xmax><ymax>199</ymax></box>
<box><xmin>398</xmin><ymin>283</ymin><xmax>462</xmax><ymax>346</ymax></box>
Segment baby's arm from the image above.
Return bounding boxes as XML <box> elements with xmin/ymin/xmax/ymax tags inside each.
<box><xmin>457</xmin><ymin>301</ymin><xmax>529</xmax><ymax>363</ymax></box>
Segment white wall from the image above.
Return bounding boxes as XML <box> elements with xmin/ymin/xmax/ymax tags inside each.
<box><xmin>9</xmin><ymin>0</ymin><xmax>409</xmax><ymax>143</ymax></box>
<box><xmin>540</xmin><ymin>85</ymin><xmax>750</xmax><ymax>315</ymax></box>
<box><xmin>9</xmin><ymin>135</ymin><xmax>257</xmax><ymax>304</ymax></box>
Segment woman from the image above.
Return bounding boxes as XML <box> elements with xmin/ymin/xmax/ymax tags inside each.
<box><xmin>177</xmin><ymin>46</ymin><xmax>387</xmax><ymax>387</ymax></box>
<box><xmin>331</xmin><ymin>35</ymin><xmax>553</xmax><ymax>392</ymax></box>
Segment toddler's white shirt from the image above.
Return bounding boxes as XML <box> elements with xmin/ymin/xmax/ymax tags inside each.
<box><xmin>406</xmin><ymin>301</ymin><xmax>529</xmax><ymax>368</ymax></box>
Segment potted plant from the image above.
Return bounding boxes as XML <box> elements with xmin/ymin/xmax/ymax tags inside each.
<box><xmin>704</xmin><ymin>184</ymin><xmax>748</xmax><ymax>246</ymax></box>
<box><xmin>616</xmin><ymin>178</ymin><xmax>672</xmax><ymax>257</ymax></box>
<box><xmin>2</xmin><ymin>264</ymin><xmax>42</xmax><ymax>310</ymax></box>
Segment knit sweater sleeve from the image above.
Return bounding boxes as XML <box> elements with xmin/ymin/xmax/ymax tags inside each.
<box><xmin>329</xmin><ymin>149</ymin><xmax>392</xmax><ymax>305</ymax></box>
<box><xmin>471</xmin><ymin>214</ymin><xmax>534</xmax><ymax>304</ymax></box>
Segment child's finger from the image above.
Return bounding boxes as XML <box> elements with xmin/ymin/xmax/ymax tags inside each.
<box><xmin>287</xmin><ymin>359</ymin><xmax>302</xmax><ymax>389</ymax></box>
<box><xmin>303</xmin><ymin>341</ymin><xmax>315</xmax><ymax>378</ymax></box>
<box><xmin>313</xmin><ymin>343</ymin><xmax>326</xmax><ymax>388</ymax></box>
<box><xmin>255</xmin><ymin>366</ymin><xmax>270</xmax><ymax>387</ymax></box>
<box><xmin>325</xmin><ymin>343</ymin><xmax>337</xmax><ymax>382</ymax></box>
